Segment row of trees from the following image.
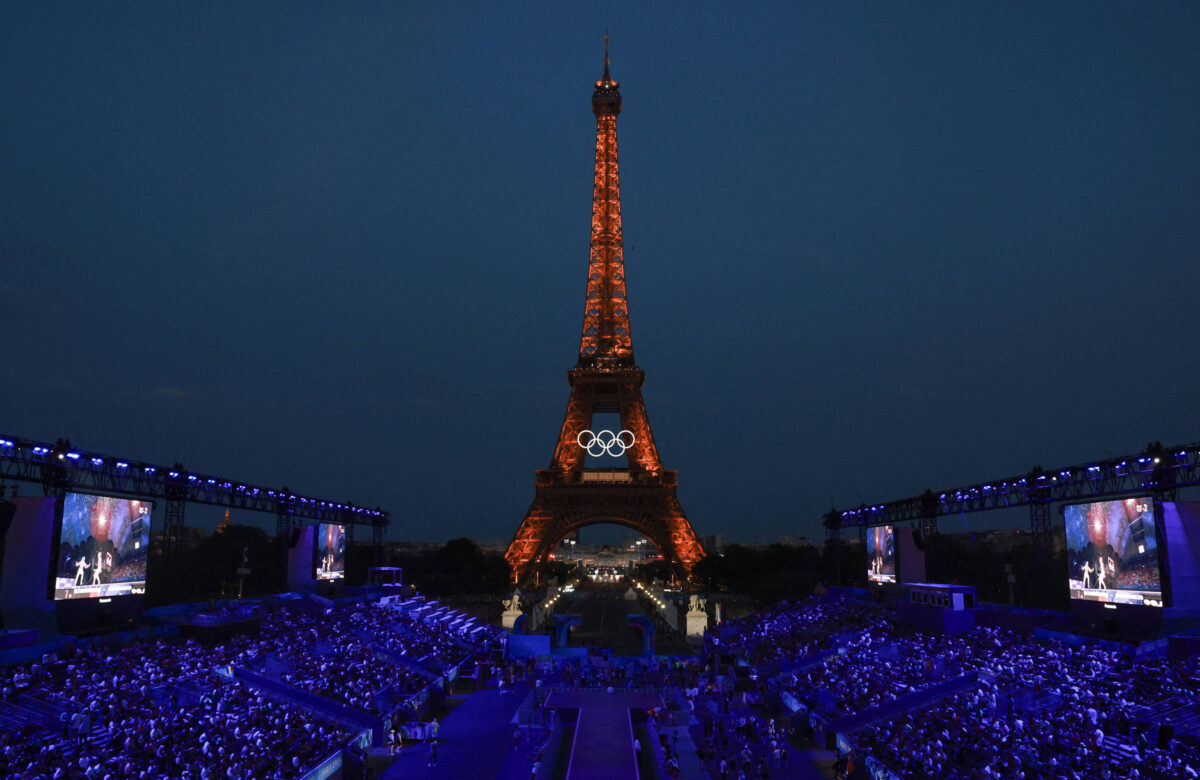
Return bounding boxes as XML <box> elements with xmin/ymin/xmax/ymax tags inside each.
<box><xmin>355</xmin><ymin>537</ymin><xmax>512</xmax><ymax>596</ymax></box>
<box><xmin>147</xmin><ymin>530</ymin><xmax>514</xmax><ymax>606</ymax></box>
<box><xmin>146</xmin><ymin>527</ymin><xmax>1069</xmax><ymax>611</ymax></box>
<box><xmin>686</xmin><ymin>536</ymin><xmax>1069</xmax><ymax>610</ymax></box>
<box><xmin>147</xmin><ymin>525</ymin><xmax>286</xmax><ymax>606</ymax></box>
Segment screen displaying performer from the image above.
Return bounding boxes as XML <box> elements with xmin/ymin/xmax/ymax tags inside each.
<box><xmin>1065</xmin><ymin>497</ymin><xmax>1163</xmax><ymax>607</ymax></box>
<box><xmin>54</xmin><ymin>493</ymin><xmax>152</xmax><ymax>600</ymax></box>
<box><xmin>867</xmin><ymin>525</ymin><xmax>896</xmax><ymax>584</ymax></box>
<box><xmin>315</xmin><ymin>523</ymin><xmax>345</xmax><ymax>581</ymax></box>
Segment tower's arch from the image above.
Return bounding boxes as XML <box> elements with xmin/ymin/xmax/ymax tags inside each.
<box><xmin>543</xmin><ymin>516</ymin><xmax>667</xmax><ymax>561</ymax></box>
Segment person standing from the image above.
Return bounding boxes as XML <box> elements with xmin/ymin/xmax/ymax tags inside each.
<box><xmin>427</xmin><ymin>738</ymin><xmax>438</xmax><ymax>767</ymax></box>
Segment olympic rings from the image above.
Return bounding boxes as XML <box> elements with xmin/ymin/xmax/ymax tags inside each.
<box><xmin>576</xmin><ymin>429</ymin><xmax>636</xmax><ymax>457</ymax></box>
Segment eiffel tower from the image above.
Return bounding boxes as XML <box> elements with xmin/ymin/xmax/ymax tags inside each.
<box><xmin>505</xmin><ymin>40</ymin><xmax>704</xmax><ymax>585</ymax></box>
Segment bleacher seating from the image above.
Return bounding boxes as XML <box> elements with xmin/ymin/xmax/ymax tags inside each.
<box><xmin>0</xmin><ymin>593</ymin><xmax>501</xmax><ymax>779</ymax></box>
<box><xmin>712</xmin><ymin>594</ymin><xmax>1200</xmax><ymax>779</ymax></box>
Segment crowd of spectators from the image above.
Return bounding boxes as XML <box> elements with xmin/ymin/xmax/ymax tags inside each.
<box><xmin>711</xmin><ymin>595</ymin><xmax>887</xmax><ymax>667</ymax></box>
<box><xmin>0</xmin><ymin>638</ymin><xmax>349</xmax><ymax>779</ymax></box>
<box><xmin>0</xmin><ymin>597</ymin><xmax>495</xmax><ymax>779</ymax></box>
<box><xmin>716</xmin><ymin>596</ymin><xmax>1200</xmax><ymax>780</ymax></box>
<box><xmin>854</xmin><ymin>630</ymin><xmax>1200</xmax><ymax>779</ymax></box>
<box><xmin>693</xmin><ymin>694</ymin><xmax>793</xmax><ymax>780</ymax></box>
<box><xmin>783</xmin><ymin>631</ymin><xmax>941</xmax><ymax>716</ymax></box>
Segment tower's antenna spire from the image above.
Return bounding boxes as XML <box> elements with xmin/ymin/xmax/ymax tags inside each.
<box><xmin>603</xmin><ymin>30</ymin><xmax>611</xmax><ymax>80</ymax></box>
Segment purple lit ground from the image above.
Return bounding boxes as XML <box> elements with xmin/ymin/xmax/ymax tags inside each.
<box><xmin>377</xmin><ymin>671</ymin><xmax>830</xmax><ymax>779</ymax></box>
<box><xmin>379</xmin><ymin>681</ymin><xmax>535</xmax><ymax>780</ymax></box>
<box><xmin>546</xmin><ymin>689</ymin><xmax>664</xmax><ymax>780</ymax></box>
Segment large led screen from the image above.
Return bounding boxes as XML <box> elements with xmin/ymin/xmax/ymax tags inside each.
<box><xmin>867</xmin><ymin>525</ymin><xmax>895</xmax><ymax>584</ymax></box>
<box><xmin>1065</xmin><ymin>497</ymin><xmax>1162</xmax><ymax>607</ymax></box>
<box><xmin>315</xmin><ymin>523</ymin><xmax>345</xmax><ymax>581</ymax></box>
<box><xmin>54</xmin><ymin>494</ymin><xmax>152</xmax><ymax>600</ymax></box>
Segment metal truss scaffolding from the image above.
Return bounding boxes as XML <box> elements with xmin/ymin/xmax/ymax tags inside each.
<box><xmin>0</xmin><ymin>435</ymin><xmax>389</xmax><ymax>552</ymax></box>
<box><xmin>834</xmin><ymin>441</ymin><xmax>1200</xmax><ymax>535</ymax></box>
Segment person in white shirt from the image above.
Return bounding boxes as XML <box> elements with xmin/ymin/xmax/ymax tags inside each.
<box><xmin>74</xmin><ymin>557</ymin><xmax>90</xmax><ymax>585</ymax></box>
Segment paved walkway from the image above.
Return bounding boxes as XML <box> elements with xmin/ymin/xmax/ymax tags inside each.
<box><xmin>375</xmin><ymin>657</ymin><xmax>832</xmax><ymax>779</ymax></box>
<box><xmin>671</xmin><ymin>712</ymin><xmax>709</xmax><ymax>777</ymax></box>
<box><xmin>380</xmin><ymin>681</ymin><xmax>532</xmax><ymax>780</ymax></box>
<box><xmin>544</xmin><ymin>689</ymin><xmax>665</xmax><ymax>780</ymax></box>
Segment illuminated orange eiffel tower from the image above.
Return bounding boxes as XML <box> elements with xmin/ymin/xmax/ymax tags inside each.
<box><xmin>506</xmin><ymin>39</ymin><xmax>704</xmax><ymax>585</ymax></box>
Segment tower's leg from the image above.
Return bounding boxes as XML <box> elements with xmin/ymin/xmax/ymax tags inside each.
<box><xmin>550</xmin><ymin>386</ymin><xmax>595</xmax><ymax>472</ymax></box>
<box><xmin>617</xmin><ymin>387</ymin><xmax>663</xmax><ymax>473</ymax></box>
<box><xmin>661</xmin><ymin>497</ymin><xmax>704</xmax><ymax>579</ymax></box>
<box><xmin>507</xmin><ymin>498</ymin><xmax>556</xmax><ymax>584</ymax></box>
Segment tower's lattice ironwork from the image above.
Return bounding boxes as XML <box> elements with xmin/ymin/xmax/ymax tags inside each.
<box><xmin>506</xmin><ymin>42</ymin><xmax>704</xmax><ymax>585</ymax></box>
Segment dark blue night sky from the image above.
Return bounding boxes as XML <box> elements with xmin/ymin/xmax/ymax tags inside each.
<box><xmin>3</xmin><ymin>4</ymin><xmax>1199</xmax><ymax>544</ymax></box>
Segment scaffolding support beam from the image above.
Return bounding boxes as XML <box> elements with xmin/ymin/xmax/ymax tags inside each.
<box><xmin>1029</xmin><ymin>503</ymin><xmax>1053</xmax><ymax>561</ymax></box>
<box><xmin>0</xmin><ymin>435</ymin><xmax>387</xmax><ymax>530</ymax></box>
<box><xmin>832</xmin><ymin>441</ymin><xmax>1197</xmax><ymax>532</ymax></box>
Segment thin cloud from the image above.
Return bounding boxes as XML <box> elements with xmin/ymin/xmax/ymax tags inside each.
<box><xmin>150</xmin><ymin>386</ymin><xmax>190</xmax><ymax>400</ymax></box>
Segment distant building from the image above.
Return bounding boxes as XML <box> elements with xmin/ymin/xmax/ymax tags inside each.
<box><xmin>699</xmin><ymin>534</ymin><xmax>724</xmax><ymax>552</ymax></box>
